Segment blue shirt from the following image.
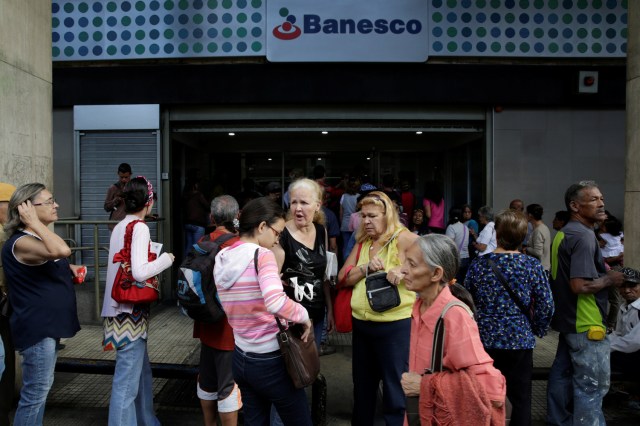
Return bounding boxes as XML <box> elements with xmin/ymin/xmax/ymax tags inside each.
<box><xmin>2</xmin><ymin>231</ymin><xmax>80</xmax><ymax>350</ymax></box>
<box><xmin>464</xmin><ymin>252</ymin><xmax>554</xmax><ymax>349</ymax></box>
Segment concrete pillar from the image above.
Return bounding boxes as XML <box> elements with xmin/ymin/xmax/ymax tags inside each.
<box><xmin>626</xmin><ymin>4</ymin><xmax>640</xmax><ymax>267</ymax></box>
<box><xmin>0</xmin><ymin>0</ymin><xmax>53</xmax><ymax>188</ymax></box>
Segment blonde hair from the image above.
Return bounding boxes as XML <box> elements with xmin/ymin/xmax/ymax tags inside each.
<box><xmin>287</xmin><ymin>178</ymin><xmax>326</xmax><ymax>225</ymax></box>
<box><xmin>355</xmin><ymin>191</ymin><xmax>405</xmax><ymax>244</ymax></box>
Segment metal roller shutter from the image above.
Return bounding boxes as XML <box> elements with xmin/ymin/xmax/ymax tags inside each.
<box><xmin>79</xmin><ymin>130</ymin><xmax>159</xmax><ymax>279</ymax></box>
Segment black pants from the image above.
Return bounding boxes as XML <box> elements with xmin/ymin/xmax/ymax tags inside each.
<box><xmin>486</xmin><ymin>348</ymin><xmax>533</xmax><ymax>426</ymax></box>
<box><xmin>0</xmin><ymin>315</ymin><xmax>15</xmax><ymax>426</ymax></box>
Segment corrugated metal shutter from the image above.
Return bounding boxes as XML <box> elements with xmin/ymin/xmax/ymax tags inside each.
<box><xmin>79</xmin><ymin>131</ymin><xmax>158</xmax><ymax>279</ymax></box>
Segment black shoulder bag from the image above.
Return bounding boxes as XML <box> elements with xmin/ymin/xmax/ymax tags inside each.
<box><xmin>365</xmin><ymin>230</ymin><xmax>402</xmax><ymax>313</ymax></box>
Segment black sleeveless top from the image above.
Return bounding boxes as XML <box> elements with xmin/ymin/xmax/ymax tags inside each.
<box><xmin>2</xmin><ymin>231</ymin><xmax>81</xmax><ymax>350</ymax></box>
<box><xmin>279</xmin><ymin>223</ymin><xmax>327</xmax><ymax>322</ymax></box>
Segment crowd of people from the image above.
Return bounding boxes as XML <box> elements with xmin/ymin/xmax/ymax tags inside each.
<box><xmin>0</xmin><ymin>168</ymin><xmax>638</xmax><ymax>426</ymax></box>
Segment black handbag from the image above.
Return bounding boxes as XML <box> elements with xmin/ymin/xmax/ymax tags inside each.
<box><xmin>365</xmin><ymin>271</ymin><xmax>401</xmax><ymax>312</ymax></box>
<box><xmin>275</xmin><ymin>317</ymin><xmax>320</xmax><ymax>389</ymax></box>
<box><xmin>364</xmin><ymin>231</ymin><xmax>402</xmax><ymax>313</ymax></box>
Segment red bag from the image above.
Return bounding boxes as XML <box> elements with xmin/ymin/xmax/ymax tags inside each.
<box><xmin>334</xmin><ymin>286</ymin><xmax>353</xmax><ymax>333</ymax></box>
<box><xmin>111</xmin><ymin>220</ymin><xmax>160</xmax><ymax>304</ymax></box>
<box><xmin>333</xmin><ymin>243</ymin><xmax>363</xmax><ymax>333</ymax></box>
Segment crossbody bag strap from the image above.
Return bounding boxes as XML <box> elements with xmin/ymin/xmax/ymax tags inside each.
<box><xmin>253</xmin><ymin>247</ymin><xmax>285</xmax><ymax>331</ymax></box>
<box><xmin>487</xmin><ymin>258</ymin><xmax>532</xmax><ymax>323</ymax></box>
<box><xmin>324</xmin><ymin>224</ymin><xmax>329</xmax><ymax>257</ymax></box>
<box><xmin>430</xmin><ymin>301</ymin><xmax>474</xmax><ymax>373</ymax></box>
<box><xmin>365</xmin><ymin>229</ymin><xmax>402</xmax><ymax>279</ymax></box>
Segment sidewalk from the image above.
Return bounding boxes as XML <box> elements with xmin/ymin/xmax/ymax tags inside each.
<box><xmin>18</xmin><ymin>306</ymin><xmax>638</xmax><ymax>425</ymax></box>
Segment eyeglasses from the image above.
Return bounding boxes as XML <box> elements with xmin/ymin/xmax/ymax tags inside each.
<box><xmin>32</xmin><ymin>198</ymin><xmax>56</xmax><ymax>207</ymax></box>
<box><xmin>268</xmin><ymin>225</ymin><xmax>281</xmax><ymax>240</ymax></box>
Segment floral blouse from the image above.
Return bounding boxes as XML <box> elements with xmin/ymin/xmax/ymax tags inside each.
<box><xmin>464</xmin><ymin>253</ymin><xmax>554</xmax><ymax>350</ymax></box>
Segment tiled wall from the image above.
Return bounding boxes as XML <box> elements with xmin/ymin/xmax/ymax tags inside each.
<box><xmin>52</xmin><ymin>0</ymin><xmax>627</xmax><ymax>61</ymax></box>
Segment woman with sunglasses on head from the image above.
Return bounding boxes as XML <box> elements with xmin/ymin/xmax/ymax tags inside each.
<box><xmin>273</xmin><ymin>178</ymin><xmax>334</xmax><ymax>350</ymax></box>
<box><xmin>214</xmin><ymin>197</ymin><xmax>312</xmax><ymax>426</ymax></box>
<box><xmin>336</xmin><ymin>191</ymin><xmax>418</xmax><ymax>426</ymax></box>
<box><xmin>2</xmin><ymin>183</ymin><xmax>83</xmax><ymax>426</ymax></box>
<box><xmin>101</xmin><ymin>176</ymin><xmax>175</xmax><ymax>426</ymax></box>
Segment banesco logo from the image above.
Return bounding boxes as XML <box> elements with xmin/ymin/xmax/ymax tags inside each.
<box><xmin>273</xmin><ymin>8</ymin><xmax>302</xmax><ymax>40</ymax></box>
<box><xmin>273</xmin><ymin>7</ymin><xmax>422</xmax><ymax>41</ymax></box>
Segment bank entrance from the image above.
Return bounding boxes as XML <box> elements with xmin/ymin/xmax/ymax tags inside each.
<box><xmin>168</xmin><ymin>106</ymin><xmax>489</xmax><ymax>257</ymax></box>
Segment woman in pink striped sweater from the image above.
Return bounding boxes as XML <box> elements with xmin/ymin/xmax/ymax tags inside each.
<box><xmin>214</xmin><ymin>197</ymin><xmax>312</xmax><ymax>426</ymax></box>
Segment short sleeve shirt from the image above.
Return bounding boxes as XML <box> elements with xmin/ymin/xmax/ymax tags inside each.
<box><xmin>550</xmin><ymin>220</ymin><xmax>608</xmax><ymax>333</ymax></box>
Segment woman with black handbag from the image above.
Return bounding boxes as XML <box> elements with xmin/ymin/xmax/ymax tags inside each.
<box><xmin>214</xmin><ymin>197</ymin><xmax>313</xmax><ymax>426</ymax></box>
<box><xmin>336</xmin><ymin>191</ymin><xmax>418</xmax><ymax>426</ymax></box>
<box><xmin>464</xmin><ymin>209</ymin><xmax>554</xmax><ymax>426</ymax></box>
<box><xmin>101</xmin><ymin>176</ymin><xmax>175</xmax><ymax>426</ymax></box>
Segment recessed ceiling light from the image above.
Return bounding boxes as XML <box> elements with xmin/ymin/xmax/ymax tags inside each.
<box><xmin>268</xmin><ymin>158</ymin><xmax>272</xmax><ymax>161</ymax></box>
<box><xmin>317</xmin><ymin>157</ymin><xmax>322</xmax><ymax>161</ymax></box>
<box><xmin>416</xmin><ymin>131</ymin><xmax>423</xmax><ymax>135</ymax></box>
<box><xmin>321</xmin><ymin>131</ymin><xmax>328</xmax><ymax>135</ymax></box>
<box><xmin>366</xmin><ymin>157</ymin><xmax>371</xmax><ymax>160</ymax></box>
<box><xmin>228</xmin><ymin>132</ymin><xmax>235</xmax><ymax>136</ymax></box>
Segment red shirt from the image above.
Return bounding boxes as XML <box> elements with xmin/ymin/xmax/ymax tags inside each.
<box><xmin>192</xmin><ymin>229</ymin><xmax>239</xmax><ymax>350</ymax></box>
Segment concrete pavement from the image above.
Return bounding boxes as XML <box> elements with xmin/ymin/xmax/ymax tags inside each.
<box><xmin>8</xmin><ymin>305</ymin><xmax>639</xmax><ymax>425</ymax></box>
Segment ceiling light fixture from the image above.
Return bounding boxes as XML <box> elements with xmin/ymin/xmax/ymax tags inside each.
<box><xmin>321</xmin><ymin>131</ymin><xmax>328</xmax><ymax>135</ymax></box>
<box><xmin>228</xmin><ymin>132</ymin><xmax>235</xmax><ymax>136</ymax></box>
<box><xmin>416</xmin><ymin>131</ymin><xmax>423</xmax><ymax>135</ymax></box>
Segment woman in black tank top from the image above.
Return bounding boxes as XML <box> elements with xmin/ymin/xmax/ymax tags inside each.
<box><xmin>274</xmin><ymin>178</ymin><xmax>333</xmax><ymax>350</ymax></box>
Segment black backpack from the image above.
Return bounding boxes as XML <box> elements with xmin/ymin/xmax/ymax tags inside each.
<box><xmin>176</xmin><ymin>233</ymin><xmax>236</xmax><ymax>323</ymax></box>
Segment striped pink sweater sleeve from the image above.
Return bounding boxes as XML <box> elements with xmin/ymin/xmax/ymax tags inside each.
<box><xmin>220</xmin><ymin>247</ymin><xmax>309</xmax><ymax>353</ymax></box>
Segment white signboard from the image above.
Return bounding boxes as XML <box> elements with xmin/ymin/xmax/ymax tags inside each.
<box><xmin>267</xmin><ymin>0</ymin><xmax>429</xmax><ymax>62</ymax></box>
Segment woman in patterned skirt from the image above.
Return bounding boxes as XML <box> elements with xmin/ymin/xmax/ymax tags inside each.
<box><xmin>101</xmin><ymin>176</ymin><xmax>174</xmax><ymax>426</ymax></box>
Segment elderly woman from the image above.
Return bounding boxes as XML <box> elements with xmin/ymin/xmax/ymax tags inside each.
<box><xmin>274</xmin><ymin>178</ymin><xmax>334</xmax><ymax>349</ymax></box>
<box><xmin>193</xmin><ymin>195</ymin><xmax>242</xmax><ymax>426</ymax></box>
<box><xmin>337</xmin><ymin>191</ymin><xmax>418</xmax><ymax>426</ymax></box>
<box><xmin>400</xmin><ymin>234</ymin><xmax>506</xmax><ymax>425</ymax></box>
<box><xmin>472</xmin><ymin>205</ymin><xmax>497</xmax><ymax>256</ymax></box>
<box><xmin>214</xmin><ymin>197</ymin><xmax>312</xmax><ymax>425</ymax></box>
<box><xmin>464</xmin><ymin>210</ymin><xmax>554</xmax><ymax>426</ymax></box>
<box><xmin>1</xmin><ymin>183</ymin><xmax>82</xmax><ymax>425</ymax></box>
<box><xmin>102</xmin><ymin>177</ymin><xmax>175</xmax><ymax>425</ymax></box>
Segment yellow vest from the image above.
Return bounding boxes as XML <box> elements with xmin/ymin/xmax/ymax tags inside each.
<box><xmin>351</xmin><ymin>233</ymin><xmax>414</xmax><ymax>322</ymax></box>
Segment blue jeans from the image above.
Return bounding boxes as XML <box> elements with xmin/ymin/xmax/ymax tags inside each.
<box><xmin>13</xmin><ymin>338</ymin><xmax>58</xmax><ymax>426</ymax></box>
<box><xmin>184</xmin><ymin>224</ymin><xmax>205</xmax><ymax>257</ymax></box>
<box><xmin>547</xmin><ymin>332</ymin><xmax>610</xmax><ymax>426</ymax></box>
<box><xmin>352</xmin><ymin>318</ymin><xmax>410</xmax><ymax>426</ymax></box>
<box><xmin>233</xmin><ymin>347</ymin><xmax>311</xmax><ymax>426</ymax></box>
<box><xmin>109</xmin><ymin>338</ymin><xmax>160</xmax><ymax>426</ymax></box>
